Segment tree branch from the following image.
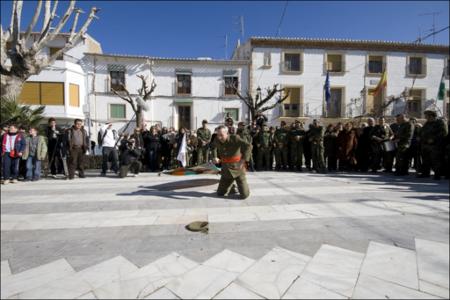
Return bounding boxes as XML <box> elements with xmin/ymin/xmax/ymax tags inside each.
<box><xmin>69</xmin><ymin>8</ymin><xmax>82</xmax><ymax>40</ymax></box>
<box><xmin>34</xmin><ymin>0</ymin><xmax>59</xmax><ymax>52</ymax></box>
<box><xmin>137</xmin><ymin>74</ymin><xmax>156</xmax><ymax>100</ymax></box>
<box><xmin>11</xmin><ymin>0</ymin><xmax>23</xmax><ymax>50</ymax></box>
<box><xmin>112</xmin><ymin>84</ymin><xmax>137</xmax><ymax>113</ymax></box>
<box><xmin>47</xmin><ymin>6</ymin><xmax>98</xmax><ymax>64</ymax></box>
<box><xmin>41</xmin><ymin>0</ymin><xmax>51</xmax><ymax>33</ymax></box>
<box><xmin>259</xmin><ymin>93</ymin><xmax>290</xmax><ymax>113</ymax></box>
<box><xmin>24</xmin><ymin>0</ymin><xmax>43</xmax><ymax>42</ymax></box>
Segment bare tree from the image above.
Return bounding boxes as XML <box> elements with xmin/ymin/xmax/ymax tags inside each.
<box><xmin>1</xmin><ymin>0</ymin><xmax>99</xmax><ymax>98</ymax></box>
<box><xmin>230</xmin><ymin>84</ymin><xmax>290</xmax><ymax>122</ymax></box>
<box><xmin>111</xmin><ymin>75</ymin><xmax>157</xmax><ymax>128</ymax></box>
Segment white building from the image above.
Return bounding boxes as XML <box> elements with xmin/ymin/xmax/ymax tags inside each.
<box><xmin>17</xmin><ymin>33</ymin><xmax>102</xmax><ymax>131</ymax></box>
<box><xmin>232</xmin><ymin>37</ymin><xmax>450</xmax><ymax>124</ymax></box>
<box><xmin>81</xmin><ymin>53</ymin><xmax>249</xmax><ymax>134</ymax></box>
<box><xmin>16</xmin><ymin>34</ymin><xmax>449</xmax><ymax>138</ymax></box>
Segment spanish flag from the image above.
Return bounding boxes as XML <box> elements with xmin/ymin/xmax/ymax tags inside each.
<box><xmin>370</xmin><ymin>70</ymin><xmax>387</xmax><ymax>96</ymax></box>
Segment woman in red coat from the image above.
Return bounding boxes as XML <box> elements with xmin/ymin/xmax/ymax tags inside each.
<box><xmin>337</xmin><ymin>122</ymin><xmax>358</xmax><ymax>171</ymax></box>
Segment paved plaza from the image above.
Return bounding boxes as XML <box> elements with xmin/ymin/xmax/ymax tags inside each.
<box><xmin>1</xmin><ymin>171</ymin><xmax>449</xmax><ymax>299</ymax></box>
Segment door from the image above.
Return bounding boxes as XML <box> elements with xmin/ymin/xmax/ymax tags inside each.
<box><xmin>178</xmin><ymin>105</ymin><xmax>191</xmax><ymax>130</ymax></box>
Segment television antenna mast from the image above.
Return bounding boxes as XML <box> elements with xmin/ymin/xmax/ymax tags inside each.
<box><xmin>418</xmin><ymin>12</ymin><xmax>441</xmax><ymax>43</ymax></box>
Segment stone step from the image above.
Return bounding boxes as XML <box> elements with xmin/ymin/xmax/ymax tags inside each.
<box><xmin>17</xmin><ymin>256</ymin><xmax>138</xmax><ymax>299</ymax></box>
<box><xmin>93</xmin><ymin>252</ymin><xmax>198</xmax><ymax>299</ymax></box>
<box><xmin>293</xmin><ymin>244</ymin><xmax>365</xmax><ymax>298</ymax></box>
<box><xmin>165</xmin><ymin>249</ymin><xmax>255</xmax><ymax>299</ymax></box>
<box><xmin>1</xmin><ymin>260</ymin><xmax>11</xmax><ymax>278</ymax></box>
<box><xmin>235</xmin><ymin>247</ymin><xmax>311</xmax><ymax>299</ymax></box>
<box><xmin>213</xmin><ymin>282</ymin><xmax>264</xmax><ymax>299</ymax></box>
<box><xmin>415</xmin><ymin>238</ymin><xmax>450</xmax><ymax>299</ymax></box>
<box><xmin>359</xmin><ymin>241</ymin><xmax>419</xmax><ymax>290</ymax></box>
<box><xmin>1</xmin><ymin>259</ymin><xmax>75</xmax><ymax>299</ymax></box>
<box><xmin>352</xmin><ymin>274</ymin><xmax>440</xmax><ymax>299</ymax></box>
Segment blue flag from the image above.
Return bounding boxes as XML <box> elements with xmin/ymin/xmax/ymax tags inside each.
<box><xmin>324</xmin><ymin>71</ymin><xmax>331</xmax><ymax>104</ymax></box>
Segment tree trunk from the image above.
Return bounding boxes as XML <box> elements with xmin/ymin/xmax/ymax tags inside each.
<box><xmin>136</xmin><ymin>108</ymin><xmax>143</xmax><ymax>129</ymax></box>
<box><xmin>0</xmin><ymin>75</ymin><xmax>25</xmax><ymax>99</ymax></box>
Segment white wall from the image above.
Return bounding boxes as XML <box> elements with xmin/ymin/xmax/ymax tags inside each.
<box><xmin>251</xmin><ymin>46</ymin><xmax>449</xmax><ymax>125</ymax></box>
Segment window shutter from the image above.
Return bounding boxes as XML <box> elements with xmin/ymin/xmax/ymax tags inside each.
<box><xmin>18</xmin><ymin>82</ymin><xmax>40</xmax><ymax>105</ymax></box>
<box><xmin>41</xmin><ymin>82</ymin><xmax>64</xmax><ymax>105</ymax></box>
<box><xmin>69</xmin><ymin>83</ymin><xmax>80</xmax><ymax>107</ymax></box>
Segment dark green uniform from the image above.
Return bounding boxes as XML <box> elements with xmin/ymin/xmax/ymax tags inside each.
<box><xmin>196</xmin><ymin>127</ymin><xmax>211</xmax><ymax>165</ymax></box>
<box><xmin>274</xmin><ymin>127</ymin><xmax>289</xmax><ymax>170</ymax></box>
<box><xmin>289</xmin><ymin>127</ymin><xmax>306</xmax><ymax>171</ymax></box>
<box><xmin>256</xmin><ymin>128</ymin><xmax>272</xmax><ymax>171</ymax></box>
<box><xmin>211</xmin><ymin>135</ymin><xmax>252</xmax><ymax>199</ymax></box>
<box><xmin>237</xmin><ymin>127</ymin><xmax>254</xmax><ymax>171</ymax></box>
<box><xmin>309</xmin><ymin>125</ymin><xmax>326</xmax><ymax>172</ymax></box>
<box><xmin>420</xmin><ymin>118</ymin><xmax>448</xmax><ymax>178</ymax></box>
<box><xmin>394</xmin><ymin>121</ymin><xmax>414</xmax><ymax>175</ymax></box>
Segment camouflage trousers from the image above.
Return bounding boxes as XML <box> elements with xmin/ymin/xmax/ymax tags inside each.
<box><xmin>197</xmin><ymin>145</ymin><xmax>209</xmax><ymax>165</ymax></box>
<box><xmin>311</xmin><ymin>143</ymin><xmax>325</xmax><ymax>172</ymax></box>
<box><xmin>274</xmin><ymin>146</ymin><xmax>288</xmax><ymax>170</ymax></box>
<box><xmin>420</xmin><ymin>144</ymin><xmax>444</xmax><ymax>176</ymax></box>
<box><xmin>289</xmin><ymin>145</ymin><xmax>303</xmax><ymax>170</ymax></box>
<box><xmin>217</xmin><ymin>171</ymin><xmax>250</xmax><ymax>199</ymax></box>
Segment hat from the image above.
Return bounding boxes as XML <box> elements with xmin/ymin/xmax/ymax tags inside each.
<box><xmin>238</xmin><ymin>121</ymin><xmax>245</xmax><ymax>126</ymax></box>
<box><xmin>424</xmin><ymin>110</ymin><xmax>437</xmax><ymax>117</ymax></box>
<box><xmin>202</xmin><ymin>119</ymin><xmax>208</xmax><ymax>124</ymax></box>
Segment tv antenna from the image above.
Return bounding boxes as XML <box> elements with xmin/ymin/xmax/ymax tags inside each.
<box><xmin>418</xmin><ymin>12</ymin><xmax>441</xmax><ymax>43</ymax></box>
<box><xmin>233</xmin><ymin>15</ymin><xmax>245</xmax><ymax>39</ymax></box>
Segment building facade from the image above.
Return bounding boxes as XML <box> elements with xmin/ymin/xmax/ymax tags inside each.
<box><xmin>15</xmin><ymin>34</ymin><xmax>450</xmax><ymax>138</ymax></box>
<box><xmin>233</xmin><ymin>37</ymin><xmax>450</xmax><ymax>125</ymax></box>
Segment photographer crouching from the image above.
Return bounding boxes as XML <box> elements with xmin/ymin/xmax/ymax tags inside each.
<box><xmin>118</xmin><ymin>136</ymin><xmax>142</xmax><ymax>178</ymax></box>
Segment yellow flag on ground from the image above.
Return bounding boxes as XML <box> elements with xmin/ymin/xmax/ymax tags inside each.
<box><xmin>369</xmin><ymin>70</ymin><xmax>387</xmax><ymax>96</ymax></box>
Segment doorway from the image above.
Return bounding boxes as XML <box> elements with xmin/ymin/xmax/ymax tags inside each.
<box><xmin>178</xmin><ymin>105</ymin><xmax>191</xmax><ymax>130</ymax></box>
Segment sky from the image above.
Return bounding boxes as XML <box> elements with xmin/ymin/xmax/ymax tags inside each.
<box><xmin>1</xmin><ymin>1</ymin><xmax>449</xmax><ymax>59</ymax></box>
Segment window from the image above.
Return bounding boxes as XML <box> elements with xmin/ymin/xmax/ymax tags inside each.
<box><xmin>327</xmin><ymin>87</ymin><xmax>344</xmax><ymax>118</ymax></box>
<box><xmin>282</xmin><ymin>52</ymin><xmax>302</xmax><ymax>72</ymax></box>
<box><xmin>263</xmin><ymin>52</ymin><xmax>271</xmax><ymax>67</ymax></box>
<box><xmin>41</xmin><ymin>82</ymin><xmax>64</xmax><ymax>105</ymax></box>
<box><xmin>49</xmin><ymin>47</ymin><xmax>63</xmax><ymax>60</ymax></box>
<box><xmin>176</xmin><ymin>74</ymin><xmax>191</xmax><ymax>95</ymax></box>
<box><xmin>282</xmin><ymin>87</ymin><xmax>302</xmax><ymax>117</ymax></box>
<box><xmin>18</xmin><ymin>82</ymin><xmax>40</xmax><ymax>105</ymax></box>
<box><xmin>110</xmin><ymin>104</ymin><xmax>126</xmax><ymax>119</ymax></box>
<box><xmin>18</xmin><ymin>82</ymin><xmax>64</xmax><ymax>105</ymax></box>
<box><xmin>326</xmin><ymin>54</ymin><xmax>344</xmax><ymax>73</ymax></box>
<box><xmin>69</xmin><ymin>83</ymin><xmax>79</xmax><ymax>107</ymax></box>
<box><xmin>224</xmin><ymin>76</ymin><xmax>239</xmax><ymax>95</ymax></box>
<box><xmin>224</xmin><ymin>108</ymin><xmax>239</xmax><ymax>122</ymax></box>
<box><xmin>367</xmin><ymin>55</ymin><xmax>385</xmax><ymax>74</ymax></box>
<box><xmin>110</xmin><ymin>71</ymin><xmax>125</xmax><ymax>91</ymax></box>
<box><xmin>407</xmin><ymin>89</ymin><xmax>425</xmax><ymax>118</ymax></box>
<box><xmin>407</xmin><ymin>56</ymin><xmax>426</xmax><ymax>76</ymax></box>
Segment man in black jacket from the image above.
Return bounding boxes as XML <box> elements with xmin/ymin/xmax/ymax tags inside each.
<box><xmin>118</xmin><ymin>138</ymin><xmax>142</xmax><ymax>178</ymax></box>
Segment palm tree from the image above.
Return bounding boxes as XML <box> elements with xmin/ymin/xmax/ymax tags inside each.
<box><xmin>1</xmin><ymin>96</ymin><xmax>46</xmax><ymax>128</ymax></box>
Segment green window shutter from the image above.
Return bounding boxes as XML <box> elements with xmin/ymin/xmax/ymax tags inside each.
<box><xmin>110</xmin><ymin>104</ymin><xmax>126</xmax><ymax>119</ymax></box>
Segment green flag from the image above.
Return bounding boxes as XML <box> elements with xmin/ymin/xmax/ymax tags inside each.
<box><xmin>437</xmin><ymin>71</ymin><xmax>445</xmax><ymax>100</ymax></box>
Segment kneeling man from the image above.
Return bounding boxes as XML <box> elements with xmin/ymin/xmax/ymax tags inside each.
<box><xmin>211</xmin><ymin>125</ymin><xmax>252</xmax><ymax>199</ymax></box>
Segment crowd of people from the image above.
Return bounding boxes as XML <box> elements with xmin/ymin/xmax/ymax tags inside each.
<box><xmin>1</xmin><ymin>110</ymin><xmax>449</xmax><ymax>184</ymax></box>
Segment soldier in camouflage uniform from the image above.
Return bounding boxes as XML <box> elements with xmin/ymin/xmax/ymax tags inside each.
<box><xmin>196</xmin><ymin>120</ymin><xmax>212</xmax><ymax>165</ymax></box>
<box><xmin>237</xmin><ymin>122</ymin><xmax>255</xmax><ymax>171</ymax></box>
<box><xmin>417</xmin><ymin>110</ymin><xmax>448</xmax><ymax>180</ymax></box>
<box><xmin>256</xmin><ymin>124</ymin><xmax>272</xmax><ymax>171</ymax></box>
<box><xmin>274</xmin><ymin>121</ymin><xmax>289</xmax><ymax>171</ymax></box>
<box><xmin>393</xmin><ymin>114</ymin><xmax>414</xmax><ymax>176</ymax></box>
<box><xmin>211</xmin><ymin>125</ymin><xmax>252</xmax><ymax>199</ymax></box>
<box><xmin>288</xmin><ymin>120</ymin><xmax>306</xmax><ymax>171</ymax></box>
<box><xmin>309</xmin><ymin>119</ymin><xmax>326</xmax><ymax>173</ymax></box>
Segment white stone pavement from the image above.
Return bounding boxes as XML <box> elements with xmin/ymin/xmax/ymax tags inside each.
<box><xmin>1</xmin><ymin>171</ymin><xmax>449</xmax><ymax>299</ymax></box>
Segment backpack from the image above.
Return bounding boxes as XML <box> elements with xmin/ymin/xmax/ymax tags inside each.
<box><xmin>98</xmin><ymin>129</ymin><xmax>108</xmax><ymax>146</ymax></box>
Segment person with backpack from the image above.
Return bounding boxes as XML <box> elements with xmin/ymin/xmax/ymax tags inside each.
<box><xmin>98</xmin><ymin>122</ymin><xmax>119</xmax><ymax>176</ymax></box>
